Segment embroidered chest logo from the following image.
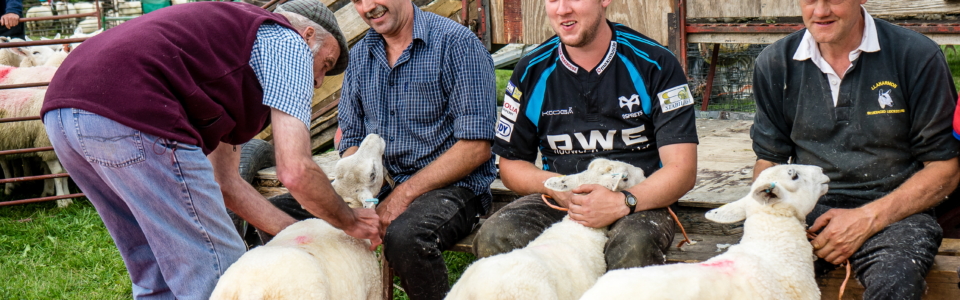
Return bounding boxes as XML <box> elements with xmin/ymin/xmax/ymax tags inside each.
<box><xmin>877</xmin><ymin>89</ymin><xmax>893</xmax><ymax>109</ymax></box>
<box><xmin>866</xmin><ymin>81</ymin><xmax>904</xmax><ymax>115</ymax></box>
<box><xmin>619</xmin><ymin>94</ymin><xmax>640</xmax><ymax>112</ymax></box>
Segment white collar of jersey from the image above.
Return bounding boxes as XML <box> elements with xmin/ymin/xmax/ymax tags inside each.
<box><xmin>793</xmin><ymin>5</ymin><xmax>880</xmax><ymax>71</ymax></box>
<box><xmin>558</xmin><ymin>40</ymin><xmax>619</xmax><ymax>75</ymax></box>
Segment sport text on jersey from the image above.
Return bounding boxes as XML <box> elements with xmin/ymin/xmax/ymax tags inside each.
<box><xmin>545</xmin><ymin>125</ymin><xmax>649</xmax><ymax>154</ymax></box>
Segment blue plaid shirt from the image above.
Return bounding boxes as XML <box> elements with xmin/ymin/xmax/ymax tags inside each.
<box><xmin>249</xmin><ymin>23</ymin><xmax>314</xmax><ymax>128</ymax></box>
<box><xmin>338</xmin><ymin>5</ymin><xmax>497</xmax><ymax>212</ymax></box>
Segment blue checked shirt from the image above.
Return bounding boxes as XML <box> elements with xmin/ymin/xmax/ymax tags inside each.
<box><xmin>249</xmin><ymin>23</ymin><xmax>314</xmax><ymax>128</ymax></box>
<box><xmin>338</xmin><ymin>5</ymin><xmax>498</xmax><ymax>212</ymax></box>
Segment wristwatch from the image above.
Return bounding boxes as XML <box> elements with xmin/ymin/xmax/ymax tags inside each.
<box><xmin>622</xmin><ymin>190</ymin><xmax>637</xmax><ymax>214</ymax></box>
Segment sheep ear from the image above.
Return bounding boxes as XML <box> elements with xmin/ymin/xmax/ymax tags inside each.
<box><xmin>705</xmin><ymin>197</ymin><xmax>749</xmax><ymax>223</ymax></box>
<box><xmin>9</xmin><ymin>47</ymin><xmax>26</xmax><ymax>56</ymax></box>
<box><xmin>752</xmin><ymin>181</ymin><xmax>785</xmax><ymax>204</ymax></box>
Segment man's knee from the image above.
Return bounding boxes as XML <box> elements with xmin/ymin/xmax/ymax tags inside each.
<box><xmin>852</xmin><ymin>213</ymin><xmax>941</xmax><ymax>300</ymax></box>
<box><xmin>605</xmin><ymin>209</ymin><xmax>675</xmax><ymax>270</ymax></box>
<box><xmin>472</xmin><ymin>195</ymin><xmax>563</xmax><ymax>258</ymax></box>
<box><xmin>382</xmin><ymin>214</ymin><xmax>444</xmax><ymax>259</ymax></box>
<box><xmin>473</xmin><ymin>215</ymin><xmax>539</xmax><ymax>258</ymax></box>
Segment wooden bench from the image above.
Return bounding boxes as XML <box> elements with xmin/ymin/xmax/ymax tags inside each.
<box><xmin>253</xmin><ymin>119</ymin><xmax>960</xmax><ymax>299</ymax></box>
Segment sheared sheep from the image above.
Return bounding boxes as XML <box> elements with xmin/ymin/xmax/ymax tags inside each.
<box><xmin>578</xmin><ymin>164</ymin><xmax>829</xmax><ymax>300</ymax></box>
<box><xmin>447</xmin><ymin>158</ymin><xmax>646</xmax><ymax>300</ymax></box>
<box><xmin>210</xmin><ymin>218</ymin><xmax>381</xmax><ymax>300</ymax></box>
<box><xmin>210</xmin><ymin>134</ymin><xmax>388</xmax><ymax>300</ymax></box>
<box><xmin>0</xmin><ymin>88</ymin><xmax>70</xmax><ymax>206</ymax></box>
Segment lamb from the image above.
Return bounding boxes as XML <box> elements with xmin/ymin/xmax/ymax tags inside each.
<box><xmin>446</xmin><ymin>158</ymin><xmax>645</xmax><ymax>300</ymax></box>
<box><xmin>0</xmin><ymin>37</ymin><xmax>23</xmax><ymax>67</ymax></box>
<box><xmin>0</xmin><ymin>65</ymin><xmax>58</xmax><ymax>86</ymax></box>
<box><xmin>0</xmin><ymin>88</ymin><xmax>70</xmax><ymax>206</ymax></box>
<box><xmin>9</xmin><ymin>44</ymin><xmax>70</xmax><ymax>68</ymax></box>
<box><xmin>210</xmin><ymin>134</ymin><xmax>388</xmax><ymax>300</ymax></box>
<box><xmin>331</xmin><ymin>133</ymin><xmax>388</xmax><ymax>208</ymax></box>
<box><xmin>578</xmin><ymin>164</ymin><xmax>830</xmax><ymax>300</ymax></box>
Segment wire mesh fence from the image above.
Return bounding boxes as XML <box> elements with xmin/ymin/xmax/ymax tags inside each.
<box><xmin>22</xmin><ymin>0</ymin><xmax>102</xmax><ymax>38</ymax></box>
<box><xmin>686</xmin><ymin>43</ymin><xmax>768</xmax><ymax>113</ymax></box>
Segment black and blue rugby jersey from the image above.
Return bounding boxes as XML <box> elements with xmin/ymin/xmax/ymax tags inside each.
<box><xmin>493</xmin><ymin>22</ymin><xmax>699</xmax><ymax>176</ymax></box>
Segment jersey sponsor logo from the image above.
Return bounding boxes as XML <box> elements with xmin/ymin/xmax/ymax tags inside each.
<box><xmin>621</xmin><ymin>110</ymin><xmax>644</xmax><ymax>119</ymax></box>
<box><xmin>558</xmin><ymin>47</ymin><xmax>579</xmax><ymax>73</ymax></box>
<box><xmin>502</xmin><ymin>95</ymin><xmax>521</xmax><ymax>122</ymax></box>
<box><xmin>877</xmin><ymin>89</ymin><xmax>893</xmax><ymax>109</ymax></box>
<box><xmin>596</xmin><ymin>41</ymin><xmax>618</xmax><ymax>75</ymax></box>
<box><xmin>506</xmin><ymin>81</ymin><xmax>522</xmax><ymax>99</ymax></box>
<box><xmin>542</xmin><ymin>107</ymin><xmax>574</xmax><ymax>116</ymax></box>
<box><xmin>619</xmin><ymin>94</ymin><xmax>640</xmax><ymax>112</ymax></box>
<box><xmin>496</xmin><ymin>118</ymin><xmax>515</xmax><ymax>142</ymax></box>
<box><xmin>658</xmin><ymin>84</ymin><xmax>694</xmax><ymax>113</ymax></box>
<box><xmin>545</xmin><ymin>125</ymin><xmax>648</xmax><ymax>151</ymax></box>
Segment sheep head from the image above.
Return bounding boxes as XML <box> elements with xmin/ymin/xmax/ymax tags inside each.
<box><xmin>332</xmin><ymin>134</ymin><xmax>387</xmax><ymax>208</ymax></box>
<box><xmin>706</xmin><ymin>164</ymin><xmax>829</xmax><ymax>223</ymax></box>
<box><xmin>11</xmin><ymin>46</ymin><xmax>56</xmax><ymax>68</ymax></box>
<box><xmin>544</xmin><ymin>158</ymin><xmax>646</xmax><ymax>192</ymax></box>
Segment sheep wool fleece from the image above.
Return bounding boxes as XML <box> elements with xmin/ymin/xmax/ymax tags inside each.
<box><xmin>41</xmin><ymin>1</ymin><xmax>295</xmax><ymax>154</ymax></box>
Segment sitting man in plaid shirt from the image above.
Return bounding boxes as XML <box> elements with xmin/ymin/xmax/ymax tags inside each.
<box><xmin>337</xmin><ymin>0</ymin><xmax>497</xmax><ymax>299</ymax></box>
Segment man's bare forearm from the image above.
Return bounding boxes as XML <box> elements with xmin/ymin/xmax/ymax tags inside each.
<box><xmin>753</xmin><ymin>159</ymin><xmax>777</xmax><ymax>181</ymax></box>
<box><xmin>860</xmin><ymin>158</ymin><xmax>959</xmax><ymax>230</ymax></box>
<box><xmin>499</xmin><ymin>157</ymin><xmax>560</xmax><ymax>195</ymax></box>
<box><xmin>220</xmin><ymin>176</ymin><xmax>297</xmax><ymax>235</ymax></box>
<box><xmin>623</xmin><ymin>143</ymin><xmax>698</xmax><ymax>211</ymax></box>
<box><xmin>391</xmin><ymin>139</ymin><xmax>492</xmax><ymax>205</ymax></box>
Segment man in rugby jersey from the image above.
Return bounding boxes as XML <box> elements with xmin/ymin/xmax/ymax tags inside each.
<box><xmin>473</xmin><ymin>0</ymin><xmax>698</xmax><ymax>270</ymax></box>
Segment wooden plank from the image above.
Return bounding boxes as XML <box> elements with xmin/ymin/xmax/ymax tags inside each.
<box><xmin>721</xmin><ymin>0</ymin><xmax>960</xmax><ymax>18</ymax></box>
<box><xmin>521</xmin><ymin>0</ymin><xmax>673</xmax><ymax>47</ymax></box>
<box><xmin>688</xmin><ymin>32</ymin><xmax>791</xmax><ymax>44</ymax></box>
<box><xmin>818</xmin><ymin>255</ymin><xmax>960</xmax><ymax>299</ymax></box>
<box><xmin>520</xmin><ymin>0</ymin><xmax>550</xmax><ymax>43</ymax></box>
<box><xmin>687</xmin><ymin>0</ymin><xmax>760</xmax><ymax>19</ymax></box>
<box><xmin>864</xmin><ymin>0</ymin><xmax>960</xmax><ymax>16</ymax></box>
<box><xmin>941</xmin><ymin>238</ymin><xmax>960</xmax><ymax>256</ymax></box>
<box><xmin>759</xmin><ymin>0</ymin><xmax>798</xmax><ymax>18</ymax></box>
<box><xmin>491</xmin><ymin>0</ymin><xmax>505</xmax><ymax>44</ymax></box>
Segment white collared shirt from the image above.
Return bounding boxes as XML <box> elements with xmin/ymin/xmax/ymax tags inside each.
<box><xmin>793</xmin><ymin>6</ymin><xmax>880</xmax><ymax>106</ymax></box>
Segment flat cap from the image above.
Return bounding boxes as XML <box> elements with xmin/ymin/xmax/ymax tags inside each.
<box><xmin>276</xmin><ymin>0</ymin><xmax>349</xmax><ymax>75</ymax></box>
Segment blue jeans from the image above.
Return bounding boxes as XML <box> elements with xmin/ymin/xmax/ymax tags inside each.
<box><xmin>44</xmin><ymin>108</ymin><xmax>245</xmax><ymax>300</ymax></box>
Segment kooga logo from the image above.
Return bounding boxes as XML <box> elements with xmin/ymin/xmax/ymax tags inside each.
<box><xmin>542</xmin><ymin>107</ymin><xmax>574</xmax><ymax>116</ymax></box>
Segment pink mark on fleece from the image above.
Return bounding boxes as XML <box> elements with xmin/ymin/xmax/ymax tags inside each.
<box><xmin>294</xmin><ymin>236</ymin><xmax>311</xmax><ymax>245</ymax></box>
<box><xmin>0</xmin><ymin>66</ymin><xmax>13</xmax><ymax>82</ymax></box>
<box><xmin>0</xmin><ymin>89</ymin><xmax>40</xmax><ymax>114</ymax></box>
<box><xmin>700</xmin><ymin>260</ymin><xmax>736</xmax><ymax>273</ymax></box>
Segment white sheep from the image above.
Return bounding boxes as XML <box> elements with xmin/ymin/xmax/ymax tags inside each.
<box><xmin>0</xmin><ymin>65</ymin><xmax>58</xmax><ymax>86</ymax></box>
<box><xmin>9</xmin><ymin>44</ymin><xmax>70</xmax><ymax>68</ymax></box>
<box><xmin>447</xmin><ymin>158</ymin><xmax>646</xmax><ymax>300</ymax></box>
<box><xmin>0</xmin><ymin>37</ymin><xmax>23</xmax><ymax>67</ymax></box>
<box><xmin>0</xmin><ymin>88</ymin><xmax>71</xmax><ymax>206</ymax></box>
<box><xmin>543</xmin><ymin>158</ymin><xmax>646</xmax><ymax>192</ymax></box>
<box><xmin>210</xmin><ymin>134</ymin><xmax>388</xmax><ymax>300</ymax></box>
<box><xmin>579</xmin><ymin>164</ymin><xmax>829</xmax><ymax>300</ymax></box>
<box><xmin>331</xmin><ymin>133</ymin><xmax>387</xmax><ymax>208</ymax></box>
<box><xmin>210</xmin><ymin>218</ymin><xmax>381</xmax><ymax>300</ymax></box>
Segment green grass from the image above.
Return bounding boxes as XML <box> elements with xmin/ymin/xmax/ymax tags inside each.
<box><xmin>495</xmin><ymin>69</ymin><xmax>513</xmax><ymax>106</ymax></box>
<box><xmin>944</xmin><ymin>45</ymin><xmax>960</xmax><ymax>92</ymax></box>
<box><xmin>0</xmin><ymin>200</ymin><xmax>131</xmax><ymax>299</ymax></box>
<box><xmin>0</xmin><ymin>198</ymin><xmax>478</xmax><ymax>299</ymax></box>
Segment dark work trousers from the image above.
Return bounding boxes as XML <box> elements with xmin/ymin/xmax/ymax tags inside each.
<box><xmin>472</xmin><ymin>194</ymin><xmax>676</xmax><ymax>271</ymax></box>
<box><xmin>263</xmin><ymin>186</ymin><xmax>482</xmax><ymax>300</ymax></box>
<box><xmin>807</xmin><ymin>197</ymin><xmax>942</xmax><ymax>300</ymax></box>
<box><xmin>0</xmin><ymin>22</ymin><xmax>24</xmax><ymax>39</ymax></box>
<box><xmin>383</xmin><ymin>186</ymin><xmax>481</xmax><ymax>300</ymax></box>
